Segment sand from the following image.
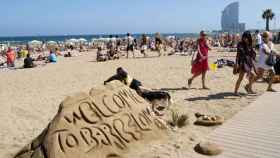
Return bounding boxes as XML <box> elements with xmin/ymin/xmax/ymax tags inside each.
<box><xmin>0</xmin><ymin>47</ymin><xmax>278</xmax><ymax>158</ymax></box>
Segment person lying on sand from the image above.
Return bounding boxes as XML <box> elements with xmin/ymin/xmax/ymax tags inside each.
<box><xmin>104</xmin><ymin>67</ymin><xmax>172</xmax><ymax>115</ymax></box>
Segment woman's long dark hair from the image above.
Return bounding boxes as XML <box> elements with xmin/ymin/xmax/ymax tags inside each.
<box><xmin>242</xmin><ymin>31</ymin><xmax>253</xmax><ymax>47</ymax></box>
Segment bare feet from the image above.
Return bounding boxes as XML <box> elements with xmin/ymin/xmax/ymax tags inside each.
<box><xmin>202</xmin><ymin>86</ymin><xmax>210</xmax><ymax>90</ymax></box>
<box><xmin>245</xmin><ymin>84</ymin><xmax>256</xmax><ymax>94</ymax></box>
<box><xmin>233</xmin><ymin>92</ymin><xmax>242</xmax><ymax>97</ymax></box>
<box><xmin>267</xmin><ymin>88</ymin><xmax>277</xmax><ymax>92</ymax></box>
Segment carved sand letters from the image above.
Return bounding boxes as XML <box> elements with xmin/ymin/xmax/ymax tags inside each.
<box><xmin>16</xmin><ymin>82</ymin><xmax>166</xmax><ymax>158</ymax></box>
<box><xmin>55</xmin><ymin>108</ymin><xmax>157</xmax><ymax>154</ymax></box>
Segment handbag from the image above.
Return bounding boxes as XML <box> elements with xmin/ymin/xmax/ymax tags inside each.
<box><xmin>266</xmin><ymin>53</ymin><xmax>276</xmax><ymax>67</ymax></box>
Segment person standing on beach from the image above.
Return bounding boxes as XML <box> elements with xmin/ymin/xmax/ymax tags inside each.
<box><xmin>115</xmin><ymin>35</ymin><xmax>121</xmax><ymax>55</ymax></box>
<box><xmin>188</xmin><ymin>31</ymin><xmax>211</xmax><ymax>89</ymax></box>
<box><xmin>155</xmin><ymin>32</ymin><xmax>163</xmax><ymax>57</ymax></box>
<box><xmin>234</xmin><ymin>31</ymin><xmax>256</xmax><ymax>95</ymax></box>
<box><xmin>126</xmin><ymin>33</ymin><xmax>134</xmax><ymax>58</ymax></box>
<box><xmin>140</xmin><ymin>34</ymin><xmax>148</xmax><ymax>57</ymax></box>
<box><xmin>6</xmin><ymin>47</ymin><xmax>16</xmax><ymax>67</ymax></box>
<box><xmin>107</xmin><ymin>35</ymin><xmax>117</xmax><ymax>59</ymax></box>
<box><xmin>249</xmin><ymin>31</ymin><xmax>280</xmax><ymax>92</ymax></box>
<box><xmin>255</xmin><ymin>30</ymin><xmax>262</xmax><ymax>50</ymax></box>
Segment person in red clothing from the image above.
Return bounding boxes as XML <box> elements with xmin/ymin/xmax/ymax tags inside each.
<box><xmin>188</xmin><ymin>31</ymin><xmax>211</xmax><ymax>89</ymax></box>
<box><xmin>6</xmin><ymin>47</ymin><xmax>16</xmax><ymax>67</ymax></box>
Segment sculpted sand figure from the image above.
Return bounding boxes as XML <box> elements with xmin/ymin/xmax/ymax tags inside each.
<box><xmin>104</xmin><ymin>67</ymin><xmax>172</xmax><ymax>116</ymax></box>
<box><xmin>14</xmin><ymin>81</ymin><xmax>167</xmax><ymax>158</ymax></box>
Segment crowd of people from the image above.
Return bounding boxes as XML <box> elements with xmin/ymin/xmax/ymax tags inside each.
<box><xmin>96</xmin><ymin>33</ymin><xmax>167</xmax><ymax>61</ymax></box>
<box><xmin>1</xmin><ymin>31</ymin><xmax>280</xmax><ymax>95</ymax></box>
<box><xmin>234</xmin><ymin>30</ymin><xmax>280</xmax><ymax>94</ymax></box>
<box><xmin>99</xmin><ymin>30</ymin><xmax>280</xmax><ymax>111</ymax></box>
<box><xmin>0</xmin><ymin>47</ymin><xmax>59</xmax><ymax>69</ymax></box>
<box><xmin>0</xmin><ymin>42</ymin><xmax>89</xmax><ymax>69</ymax></box>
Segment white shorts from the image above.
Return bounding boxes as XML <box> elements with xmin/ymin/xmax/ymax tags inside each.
<box><xmin>141</xmin><ymin>45</ymin><xmax>148</xmax><ymax>50</ymax></box>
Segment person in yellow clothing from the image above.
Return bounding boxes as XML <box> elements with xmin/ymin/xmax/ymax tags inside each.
<box><xmin>19</xmin><ymin>49</ymin><xmax>28</xmax><ymax>58</ymax></box>
<box><xmin>23</xmin><ymin>49</ymin><xmax>28</xmax><ymax>58</ymax></box>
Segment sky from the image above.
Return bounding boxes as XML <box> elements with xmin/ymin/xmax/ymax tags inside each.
<box><xmin>0</xmin><ymin>0</ymin><xmax>280</xmax><ymax>36</ymax></box>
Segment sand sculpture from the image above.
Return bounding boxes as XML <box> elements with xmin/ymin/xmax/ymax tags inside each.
<box><xmin>15</xmin><ymin>81</ymin><xmax>167</xmax><ymax>158</ymax></box>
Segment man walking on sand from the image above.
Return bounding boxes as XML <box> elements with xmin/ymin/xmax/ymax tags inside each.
<box><xmin>255</xmin><ymin>30</ymin><xmax>262</xmax><ymax>50</ymax></box>
<box><xmin>126</xmin><ymin>33</ymin><xmax>135</xmax><ymax>58</ymax></box>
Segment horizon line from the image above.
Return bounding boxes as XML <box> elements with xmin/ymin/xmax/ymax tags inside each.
<box><xmin>0</xmin><ymin>32</ymin><xmax>201</xmax><ymax>38</ymax></box>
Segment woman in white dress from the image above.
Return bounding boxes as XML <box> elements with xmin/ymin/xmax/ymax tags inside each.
<box><xmin>251</xmin><ymin>31</ymin><xmax>280</xmax><ymax>92</ymax></box>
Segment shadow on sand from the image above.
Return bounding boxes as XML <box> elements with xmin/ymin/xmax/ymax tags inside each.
<box><xmin>134</xmin><ymin>56</ymin><xmax>160</xmax><ymax>59</ymax></box>
<box><xmin>153</xmin><ymin>87</ymin><xmax>194</xmax><ymax>91</ymax></box>
<box><xmin>185</xmin><ymin>92</ymin><xmax>247</xmax><ymax>101</ymax></box>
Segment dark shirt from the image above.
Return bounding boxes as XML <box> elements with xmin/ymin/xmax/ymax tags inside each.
<box><xmin>24</xmin><ymin>57</ymin><xmax>34</xmax><ymax>68</ymax></box>
<box><xmin>104</xmin><ymin>74</ymin><xmax>126</xmax><ymax>84</ymax></box>
<box><xmin>155</xmin><ymin>37</ymin><xmax>162</xmax><ymax>45</ymax></box>
<box><xmin>104</xmin><ymin>74</ymin><xmax>142</xmax><ymax>91</ymax></box>
<box><xmin>236</xmin><ymin>42</ymin><xmax>256</xmax><ymax>72</ymax></box>
<box><xmin>141</xmin><ymin>37</ymin><xmax>148</xmax><ymax>45</ymax></box>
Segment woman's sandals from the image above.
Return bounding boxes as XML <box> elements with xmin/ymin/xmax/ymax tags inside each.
<box><xmin>194</xmin><ymin>113</ymin><xmax>224</xmax><ymax>126</ymax></box>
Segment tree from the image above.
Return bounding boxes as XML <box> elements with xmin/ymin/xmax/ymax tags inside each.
<box><xmin>262</xmin><ymin>9</ymin><xmax>275</xmax><ymax>31</ymax></box>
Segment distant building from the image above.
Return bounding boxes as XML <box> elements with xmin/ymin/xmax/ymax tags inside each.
<box><xmin>239</xmin><ymin>23</ymin><xmax>246</xmax><ymax>33</ymax></box>
<box><xmin>221</xmin><ymin>2</ymin><xmax>246</xmax><ymax>33</ymax></box>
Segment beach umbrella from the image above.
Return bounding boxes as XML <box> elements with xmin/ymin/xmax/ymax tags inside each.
<box><xmin>29</xmin><ymin>40</ymin><xmax>42</xmax><ymax>45</ymax></box>
<box><xmin>47</xmin><ymin>41</ymin><xmax>57</xmax><ymax>45</ymax></box>
<box><xmin>65</xmin><ymin>41</ymin><xmax>74</xmax><ymax>46</ymax></box>
<box><xmin>166</xmin><ymin>36</ymin><xmax>175</xmax><ymax>40</ymax></box>
<box><xmin>67</xmin><ymin>38</ymin><xmax>78</xmax><ymax>43</ymax></box>
<box><xmin>78</xmin><ymin>38</ymin><xmax>87</xmax><ymax>43</ymax></box>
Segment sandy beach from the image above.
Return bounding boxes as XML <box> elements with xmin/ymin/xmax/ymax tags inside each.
<box><xmin>0</xmin><ymin>47</ymin><xmax>279</xmax><ymax>158</ymax></box>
